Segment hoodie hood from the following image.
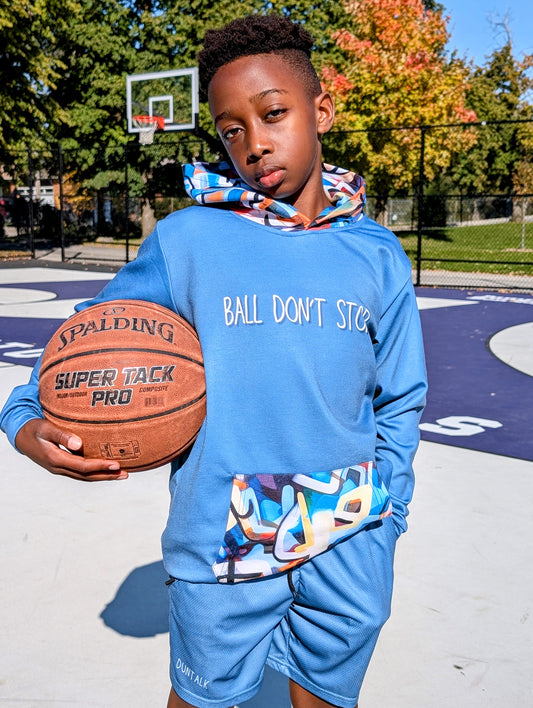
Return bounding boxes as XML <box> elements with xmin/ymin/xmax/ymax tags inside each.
<box><xmin>182</xmin><ymin>161</ymin><xmax>366</xmax><ymax>231</ymax></box>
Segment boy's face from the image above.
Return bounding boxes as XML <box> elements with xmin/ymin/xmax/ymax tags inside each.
<box><xmin>208</xmin><ymin>54</ymin><xmax>334</xmax><ymax>219</ymax></box>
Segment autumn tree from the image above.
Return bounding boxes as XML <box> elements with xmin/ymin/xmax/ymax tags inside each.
<box><xmin>450</xmin><ymin>40</ymin><xmax>533</xmax><ymax>197</ymax></box>
<box><xmin>321</xmin><ymin>0</ymin><xmax>477</xmax><ymax>210</ymax></box>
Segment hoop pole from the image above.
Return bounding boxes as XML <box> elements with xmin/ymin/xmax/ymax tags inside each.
<box><xmin>124</xmin><ymin>144</ymin><xmax>130</xmax><ymax>263</ymax></box>
<box><xmin>27</xmin><ymin>148</ymin><xmax>35</xmax><ymax>258</ymax></box>
<box><xmin>58</xmin><ymin>143</ymin><xmax>65</xmax><ymax>262</ymax></box>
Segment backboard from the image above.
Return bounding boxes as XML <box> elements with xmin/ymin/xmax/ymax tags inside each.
<box><xmin>126</xmin><ymin>67</ymin><xmax>199</xmax><ymax>135</ymax></box>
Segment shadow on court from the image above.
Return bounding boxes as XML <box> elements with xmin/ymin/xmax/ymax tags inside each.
<box><xmin>100</xmin><ymin>560</ymin><xmax>169</xmax><ymax>637</ymax></box>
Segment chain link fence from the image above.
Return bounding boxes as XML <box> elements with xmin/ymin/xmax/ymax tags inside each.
<box><xmin>364</xmin><ymin>193</ymin><xmax>533</xmax><ymax>291</ymax></box>
<box><xmin>1</xmin><ymin>120</ymin><xmax>532</xmax><ymax>291</ymax></box>
<box><xmin>0</xmin><ymin>135</ymin><xmax>202</xmax><ymax>264</ymax></box>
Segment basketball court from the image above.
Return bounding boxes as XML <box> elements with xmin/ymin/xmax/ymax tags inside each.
<box><xmin>1</xmin><ymin>263</ymin><xmax>532</xmax><ymax>708</ymax></box>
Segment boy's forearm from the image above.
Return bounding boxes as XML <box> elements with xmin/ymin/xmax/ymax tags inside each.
<box><xmin>373</xmin><ymin>279</ymin><xmax>427</xmax><ymax>531</ymax></box>
<box><xmin>0</xmin><ymin>360</ymin><xmax>44</xmax><ymax>450</ymax></box>
<box><xmin>374</xmin><ymin>397</ymin><xmax>425</xmax><ymax>532</ymax></box>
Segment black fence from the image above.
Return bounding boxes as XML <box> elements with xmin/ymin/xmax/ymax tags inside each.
<box><xmin>365</xmin><ymin>192</ymin><xmax>533</xmax><ymax>291</ymax></box>
<box><xmin>0</xmin><ymin>134</ymin><xmax>205</xmax><ymax>265</ymax></box>
<box><xmin>1</xmin><ymin>120</ymin><xmax>532</xmax><ymax>291</ymax></box>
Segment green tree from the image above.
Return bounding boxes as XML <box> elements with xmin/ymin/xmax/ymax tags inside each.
<box><xmin>0</xmin><ymin>0</ymin><xmax>76</xmax><ymax>164</ymax></box>
<box><xmin>0</xmin><ymin>1</ymin><xmax>358</xmax><ymax>233</ymax></box>
<box><xmin>48</xmin><ymin>1</ymin><xmax>352</xmax><ymax>228</ymax></box>
<box><xmin>41</xmin><ymin>1</ymin><xmax>139</xmax><ymax>233</ymax></box>
<box><xmin>451</xmin><ymin>41</ymin><xmax>533</xmax><ymax>196</ymax></box>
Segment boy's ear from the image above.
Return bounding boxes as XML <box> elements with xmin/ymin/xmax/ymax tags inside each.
<box><xmin>315</xmin><ymin>92</ymin><xmax>335</xmax><ymax>136</ymax></box>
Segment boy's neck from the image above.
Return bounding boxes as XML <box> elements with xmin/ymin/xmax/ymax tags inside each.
<box><xmin>281</xmin><ymin>161</ymin><xmax>332</xmax><ymax>221</ymax></box>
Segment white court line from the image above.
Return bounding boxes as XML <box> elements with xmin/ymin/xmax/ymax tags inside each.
<box><xmin>0</xmin><ymin>267</ymin><xmax>113</xmax><ymax>284</ymax></box>
<box><xmin>0</xmin><ymin>298</ymin><xmax>88</xmax><ymax>319</ymax></box>
<box><xmin>488</xmin><ymin>322</ymin><xmax>533</xmax><ymax>377</ymax></box>
<box><xmin>416</xmin><ymin>296</ymin><xmax>477</xmax><ymax>310</ymax></box>
<box><xmin>0</xmin><ymin>268</ymin><xmax>112</xmax><ymax>318</ymax></box>
<box><xmin>0</xmin><ymin>287</ymin><xmax>57</xmax><ymax>305</ymax></box>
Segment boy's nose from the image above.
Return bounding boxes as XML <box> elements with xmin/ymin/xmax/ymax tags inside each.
<box><xmin>246</xmin><ymin>126</ymin><xmax>272</xmax><ymax>161</ymax></box>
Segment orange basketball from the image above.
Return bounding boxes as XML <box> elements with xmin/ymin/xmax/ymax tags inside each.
<box><xmin>39</xmin><ymin>300</ymin><xmax>206</xmax><ymax>471</ymax></box>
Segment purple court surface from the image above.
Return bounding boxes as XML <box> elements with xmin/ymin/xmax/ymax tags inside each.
<box><xmin>416</xmin><ymin>288</ymin><xmax>533</xmax><ymax>462</ymax></box>
<box><xmin>1</xmin><ymin>263</ymin><xmax>532</xmax><ymax>708</ymax></box>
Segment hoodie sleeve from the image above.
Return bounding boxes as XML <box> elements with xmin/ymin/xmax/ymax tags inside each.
<box><xmin>0</xmin><ymin>354</ymin><xmax>44</xmax><ymax>450</ymax></box>
<box><xmin>372</xmin><ymin>277</ymin><xmax>427</xmax><ymax>534</ymax></box>
<box><xmin>0</xmin><ymin>225</ymin><xmax>175</xmax><ymax>450</ymax></box>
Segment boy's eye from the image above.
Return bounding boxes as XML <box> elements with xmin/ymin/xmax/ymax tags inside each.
<box><xmin>222</xmin><ymin>126</ymin><xmax>241</xmax><ymax>141</ymax></box>
<box><xmin>265</xmin><ymin>108</ymin><xmax>287</xmax><ymax>120</ymax></box>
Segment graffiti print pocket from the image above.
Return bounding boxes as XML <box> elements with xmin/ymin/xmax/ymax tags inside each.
<box><xmin>212</xmin><ymin>461</ymin><xmax>392</xmax><ymax>583</ymax></box>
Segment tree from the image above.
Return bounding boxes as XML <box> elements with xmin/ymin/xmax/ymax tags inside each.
<box><xmin>0</xmin><ymin>1</ymin><xmax>376</xmax><ymax>234</ymax></box>
<box><xmin>39</xmin><ymin>1</ymin><xmax>139</xmax><ymax>233</ymax></box>
<box><xmin>451</xmin><ymin>38</ymin><xmax>533</xmax><ymax>196</ymax></box>
<box><xmin>46</xmin><ymin>0</ymin><xmax>352</xmax><ymax>234</ymax></box>
<box><xmin>53</xmin><ymin>1</ymin><xmax>134</xmax><ymax>150</ymax></box>
<box><xmin>266</xmin><ymin>1</ymin><xmax>352</xmax><ymax>66</ymax></box>
<box><xmin>0</xmin><ymin>0</ymin><xmax>76</xmax><ymax>164</ymax></box>
<box><xmin>320</xmin><ymin>0</ymin><xmax>476</xmax><ymax>207</ymax></box>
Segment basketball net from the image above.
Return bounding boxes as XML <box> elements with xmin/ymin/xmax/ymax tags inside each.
<box><xmin>132</xmin><ymin>115</ymin><xmax>165</xmax><ymax>145</ymax></box>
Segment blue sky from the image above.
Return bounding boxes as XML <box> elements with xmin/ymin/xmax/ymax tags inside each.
<box><xmin>442</xmin><ymin>0</ymin><xmax>533</xmax><ymax>66</ymax></box>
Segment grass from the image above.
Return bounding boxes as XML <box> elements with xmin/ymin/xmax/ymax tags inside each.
<box><xmin>396</xmin><ymin>222</ymin><xmax>533</xmax><ymax>276</ymax></box>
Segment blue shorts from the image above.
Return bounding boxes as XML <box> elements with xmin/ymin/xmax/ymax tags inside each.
<box><xmin>168</xmin><ymin>516</ymin><xmax>399</xmax><ymax>708</ymax></box>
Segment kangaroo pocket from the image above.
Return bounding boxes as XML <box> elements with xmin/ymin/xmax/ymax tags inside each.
<box><xmin>212</xmin><ymin>461</ymin><xmax>391</xmax><ymax>583</ymax></box>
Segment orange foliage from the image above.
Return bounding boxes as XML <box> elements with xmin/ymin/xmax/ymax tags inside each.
<box><xmin>323</xmin><ymin>0</ymin><xmax>478</xmax><ymax>191</ymax></box>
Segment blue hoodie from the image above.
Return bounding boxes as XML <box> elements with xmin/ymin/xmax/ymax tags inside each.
<box><xmin>1</xmin><ymin>163</ymin><xmax>427</xmax><ymax>584</ymax></box>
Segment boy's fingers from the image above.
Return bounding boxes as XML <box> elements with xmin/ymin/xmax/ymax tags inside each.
<box><xmin>50</xmin><ymin>453</ymin><xmax>129</xmax><ymax>481</ymax></box>
<box><xmin>48</xmin><ymin>446</ymin><xmax>127</xmax><ymax>480</ymax></box>
<box><xmin>54</xmin><ymin>464</ymin><xmax>129</xmax><ymax>482</ymax></box>
<box><xmin>17</xmin><ymin>419</ymin><xmax>128</xmax><ymax>481</ymax></box>
<box><xmin>57</xmin><ymin>429</ymin><xmax>83</xmax><ymax>451</ymax></box>
<box><xmin>38</xmin><ymin>422</ymin><xmax>119</xmax><ymax>469</ymax></box>
<box><xmin>34</xmin><ymin>420</ymin><xmax>81</xmax><ymax>451</ymax></box>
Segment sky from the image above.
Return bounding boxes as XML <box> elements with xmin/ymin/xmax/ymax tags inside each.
<box><xmin>442</xmin><ymin>0</ymin><xmax>533</xmax><ymax>66</ymax></box>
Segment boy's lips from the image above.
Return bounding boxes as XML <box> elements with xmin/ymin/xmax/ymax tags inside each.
<box><xmin>257</xmin><ymin>168</ymin><xmax>284</xmax><ymax>189</ymax></box>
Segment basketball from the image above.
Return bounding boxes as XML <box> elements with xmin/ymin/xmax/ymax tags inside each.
<box><xmin>38</xmin><ymin>300</ymin><xmax>206</xmax><ymax>472</ymax></box>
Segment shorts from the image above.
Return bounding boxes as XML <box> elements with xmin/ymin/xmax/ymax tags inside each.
<box><xmin>168</xmin><ymin>515</ymin><xmax>399</xmax><ymax>708</ymax></box>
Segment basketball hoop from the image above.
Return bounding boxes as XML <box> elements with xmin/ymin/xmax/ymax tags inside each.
<box><xmin>132</xmin><ymin>115</ymin><xmax>165</xmax><ymax>144</ymax></box>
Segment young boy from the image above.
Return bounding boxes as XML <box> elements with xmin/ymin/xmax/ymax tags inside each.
<box><xmin>1</xmin><ymin>14</ymin><xmax>427</xmax><ymax>708</ymax></box>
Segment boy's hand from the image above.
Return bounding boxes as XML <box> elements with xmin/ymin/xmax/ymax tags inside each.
<box><xmin>15</xmin><ymin>419</ymin><xmax>129</xmax><ymax>482</ymax></box>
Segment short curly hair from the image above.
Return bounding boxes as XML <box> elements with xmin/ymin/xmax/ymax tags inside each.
<box><xmin>198</xmin><ymin>14</ymin><xmax>322</xmax><ymax>101</ymax></box>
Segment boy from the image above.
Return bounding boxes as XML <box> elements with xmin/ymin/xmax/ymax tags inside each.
<box><xmin>1</xmin><ymin>14</ymin><xmax>427</xmax><ymax>708</ymax></box>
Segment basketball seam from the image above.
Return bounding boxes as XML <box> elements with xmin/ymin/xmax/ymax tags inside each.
<box><xmin>40</xmin><ymin>392</ymin><xmax>206</xmax><ymax>425</ymax></box>
<box><xmin>40</xmin><ymin>347</ymin><xmax>204</xmax><ymax>377</ymax></box>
